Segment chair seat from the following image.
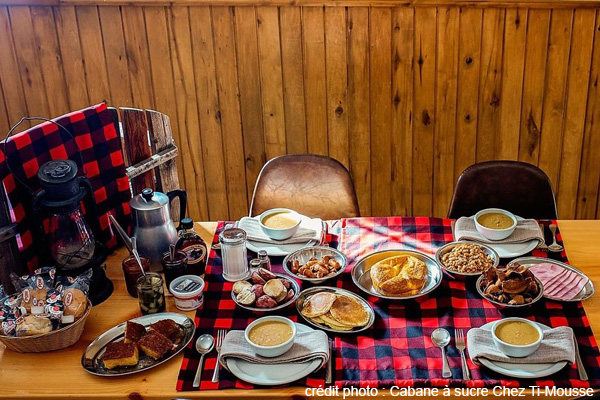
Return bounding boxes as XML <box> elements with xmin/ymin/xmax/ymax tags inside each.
<box><xmin>448</xmin><ymin>161</ymin><xmax>558</xmax><ymax>220</ymax></box>
<box><xmin>250</xmin><ymin>154</ymin><xmax>360</xmax><ymax>220</ymax></box>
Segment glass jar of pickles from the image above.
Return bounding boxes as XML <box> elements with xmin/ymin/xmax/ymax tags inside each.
<box><xmin>136</xmin><ymin>272</ymin><xmax>166</xmax><ymax>314</ymax></box>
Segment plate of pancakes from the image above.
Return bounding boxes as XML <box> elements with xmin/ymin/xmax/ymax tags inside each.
<box><xmin>351</xmin><ymin>250</ymin><xmax>443</xmax><ymax>300</ymax></box>
<box><xmin>296</xmin><ymin>287</ymin><xmax>375</xmax><ymax>333</ymax></box>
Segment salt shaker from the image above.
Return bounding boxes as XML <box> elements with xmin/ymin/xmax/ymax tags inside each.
<box><xmin>219</xmin><ymin>227</ymin><xmax>249</xmax><ymax>282</ymax></box>
<box><xmin>257</xmin><ymin>250</ymin><xmax>271</xmax><ymax>271</ymax></box>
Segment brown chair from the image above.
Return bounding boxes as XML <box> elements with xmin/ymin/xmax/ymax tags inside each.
<box><xmin>448</xmin><ymin>161</ymin><xmax>558</xmax><ymax>220</ymax></box>
<box><xmin>250</xmin><ymin>154</ymin><xmax>360</xmax><ymax>220</ymax></box>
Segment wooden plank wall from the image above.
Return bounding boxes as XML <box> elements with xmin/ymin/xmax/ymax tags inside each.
<box><xmin>0</xmin><ymin>4</ymin><xmax>599</xmax><ymax>220</ymax></box>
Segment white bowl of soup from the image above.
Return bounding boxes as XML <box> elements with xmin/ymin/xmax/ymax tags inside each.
<box><xmin>245</xmin><ymin>316</ymin><xmax>297</xmax><ymax>357</ymax></box>
<box><xmin>491</xmin><ymin>317</ymin><xmax>543</xmax><ymax>358</ymax></box>
<box><xmin>474</xmin><ymin>208</ymin><xmax>517</xmax><ymax>241</ymax></box>
<box><xmin>259</xmin><ymin>208</ymin><xmax>302</xmax><ymax>240</ymax></box>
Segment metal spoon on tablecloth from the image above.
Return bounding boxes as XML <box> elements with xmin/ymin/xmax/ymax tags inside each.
<box><xmin>193</xmin><ymin>334</ymin><xmax>215</xmax><ymax>388</ymax></box>
<box><xmin>431</xmin><ymin>328</ymin><xmax>452</xmax><ymax>379</ymax></box>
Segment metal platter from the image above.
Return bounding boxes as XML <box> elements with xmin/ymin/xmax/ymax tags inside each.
<box><xmin>435</xmin><ymin>241</ymin><xmax>499</xmax><ymax>277</ymax></box>
<box><xmin>282</xmin><ymin>246</ymin><xmax>347</xmax><ymax>284</ymax></box>
<box><xmin>231</xmin><ymin>272</ymin><xmax>300</xmax><ymax>313</ymax></box>
<box><xmin>351</xmin><ymin>250</ymin><xmax>443</xmax><ymax>300</ymax></box>
<box><xmin>476</xmin><ymin>274</ymin><xmax>545</xmax><ymax>308</ymax></box>
<box><xmin>508</xmin><ymin>257</ymin><xmax>594</xmax><ymax>302</ymax></box>
<box><xmin>296</xmin><ymin>286</ymin><xmax>375</xmax><ymax>333</ymax></box>
<box><xmin>81</xmin><ymin>313</ymin><xmax>195</xmax><ymax>376</ymax></box>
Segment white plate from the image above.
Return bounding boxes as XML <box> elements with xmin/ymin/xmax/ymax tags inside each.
<box><xmin>226</xmin><ymin>323</ymin><xmax>322</xmax><ymax>385</ymax></box>
<box><xmin>475</xmin><ymin>321</ymin><xmax>568</xmax><ymax>379</ymax></box>
<box><xmin>240</xmin><ymin>216</ymin><xmax>323</xmax><ymax>257</ymax></box>
<box><xmin>457</xmin><ymin>216</ymin><xmax>538</xmax><ymax>258</ymax></box>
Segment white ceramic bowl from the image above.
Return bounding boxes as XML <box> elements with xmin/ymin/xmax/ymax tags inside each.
<box><xmin>244</xmin><ymin>316</ymin><xmax>296</xmax><ymax>357</ymax></box>
<box><xmin>474</xmin><ymin>208</ymin><xmax>517</xmax><ymax>241</ymax></box>
<box><xmin>259</xmin><ymin>208</ymin><xmax>302</xmax><ymax>240</ymax></box>
<box><xmin>491</xmin><ymin>317</ymin><xmax>543</xmax><ymax>358</ymax></box>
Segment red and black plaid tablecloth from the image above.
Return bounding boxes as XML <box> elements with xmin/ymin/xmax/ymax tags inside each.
<box><xmin>177</xmin><ymin>217</ymin><xmax>600</xmax><ymax>390</ymax></box>
<box><xmin>0</xmin><ymin>103</ymin><xmax>131</xmax><ymax>271</ymax></box>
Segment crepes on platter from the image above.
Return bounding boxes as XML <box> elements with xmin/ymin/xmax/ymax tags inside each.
<box><xmin>300</xmin><ymin>292</ymin><xmax>369</xmax><ymax>331</ymax></box>
<box><xmin>369</xmin><ymin>255</ymin><xmax>428</xmax><ymax>296</ymax></box>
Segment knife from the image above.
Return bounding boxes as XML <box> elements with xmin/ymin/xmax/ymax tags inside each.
<box><xmin>325</xmin><ymin>339</ymin><xmax>333</xmax><ymax>385</ymax></box>
<box><xmin>573</xmin><ymin>333</ymin><xmax>588</xmax><ymax>381</ymax></box>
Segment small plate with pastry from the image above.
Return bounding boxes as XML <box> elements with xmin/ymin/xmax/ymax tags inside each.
<box><xmin>351</xmin><ymin>250</ymin><xmax>443</xmax><ymax>300</ymax></box>
<box><xmin>296</xmin><ymin>287</ymin><xmax>375</xmax><ymax>333</ymax></box>
<box><xmin>81</xmin><ymin>313</ymin><xmax>194</xmax><ymax>376</ymax></box>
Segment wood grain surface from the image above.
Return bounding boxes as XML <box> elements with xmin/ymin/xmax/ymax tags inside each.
<box><xmin>0</xmin><ymin>3</ymin><xmax>599</xmax><ymax>221</ymax></box>
<box><xmin>0</xmin><ymin>220</ymin><xmax>598</xmax><ymax>399</ymax></box>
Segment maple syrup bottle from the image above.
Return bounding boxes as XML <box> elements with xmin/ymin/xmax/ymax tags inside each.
<box><xmin>176</xmin><ymin>218</ymin><xmax>208</xmax><ymax>276</ymax></box>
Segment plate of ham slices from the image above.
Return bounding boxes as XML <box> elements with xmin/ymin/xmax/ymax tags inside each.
<box><xmin>508</xmin><ymin>257</ymin><xmax>594</xmax><ymax>302</ymax></box>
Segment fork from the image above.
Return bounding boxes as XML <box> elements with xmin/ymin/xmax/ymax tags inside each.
<box><xmin>538</xmin><ymin>223</ymin><xmax>548</xmax><ymax>251</ymax></box>
<box><xmin>455</xmin><ymin>329</ymin><xmax>470</xmax><ymax>381</ymax></box>
<box><xmin>211</xmin><ymin>329</ymin><xmax>227</xmax><ymax>383</ymax></box>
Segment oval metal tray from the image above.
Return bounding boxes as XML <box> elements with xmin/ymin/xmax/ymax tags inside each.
<box><xmin>282</xmin><ymin>246</ymin><xmax>347</xmax><ymax>284</ymax></box>
<box><xmin>81</xmin><ymin>312</ymin><xmax>195</xmax><ymax>376</ymax></box>
<box><xmin>296</xmin><ymin>286</ymin><xmax>375</xmax><ymax>333</ymax></box>
<box><xmin>508</xmin><ymin>256</ymin><xmax>594</xmax><ymax>302</ymax></box>
<box><xmin>351</xmin><ymin>250</ymin><xmax>443</xmax><ymax>300</ymax></box>
<box><xmin>231</xmin><ymin>272</ymin><xmax>300</xmax><ymax>313</ymax></box>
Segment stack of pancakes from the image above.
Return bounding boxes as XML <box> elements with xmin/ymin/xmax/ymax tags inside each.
<box><xmin>300</xmin><ymin>292</ymin><xmax>369</xmax><ymax>331</ymax></box>
<box><xmin>369</xmin><ymin>255</ymin><xmax>428</xmax><ymax>297</ymax></box>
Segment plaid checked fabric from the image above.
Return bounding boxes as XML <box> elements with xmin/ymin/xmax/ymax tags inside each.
<box><xmin>177</xmin><ymin>217</ymin><xmax>600</xmax><ymax>390</ymax></box>
<box><xmin>0</xmin><ymin>103</ymin><xmax>131</xmax><ymax>271</ymax></box>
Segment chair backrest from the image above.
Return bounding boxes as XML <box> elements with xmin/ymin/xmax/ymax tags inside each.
<box><xmin>250</xmin><ymin>154</ymin><xmax>360</xmax><ymax>220</ymax></box>
<box><xmin>109</xmin><ymin>107</ymin><xmax>182</xmax><ymax>221</ymax></box>
<box><xmin>447</xmin><ymin>160</ymin><xmax>558</xmax><ymax>220</ymax></box>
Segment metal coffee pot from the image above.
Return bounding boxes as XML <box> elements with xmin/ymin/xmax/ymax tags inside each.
<box><xmin>130</xmin><ymin>188</ymin><xmax>187</xmax><ymax>271</ymax></box>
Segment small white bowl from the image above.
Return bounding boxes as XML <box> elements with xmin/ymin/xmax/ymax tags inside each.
<box><xmin>491</xmin><ymin>317</ymin><xmax>543</xmax><ymax>358</ymax></box>
<box><xmin>259</xmin><ymin>208</ymin><xmax>301</xmax><ymax>240</ymax></box>
<box><xmin>245</xmin><ymin>316</ymin><xmax>296</xmax><ymax>357</ymax></box>
<box><xmin>474</xmin><ymin>208</ymin><xmax>517</xmax><ymax>241</ymax></box>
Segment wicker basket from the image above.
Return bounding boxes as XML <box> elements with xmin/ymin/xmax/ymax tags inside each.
<box><xmin>0</xmin><ymin>300</ymin><xmax>92</xmax><ymax>353</ymax></box>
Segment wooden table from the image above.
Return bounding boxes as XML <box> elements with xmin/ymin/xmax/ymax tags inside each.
<box><xmin>1</xmin><ymin>221</ymin><xmax>599</xmax><ymax>399</ymax></box>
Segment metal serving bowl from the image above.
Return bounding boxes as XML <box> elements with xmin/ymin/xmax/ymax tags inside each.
<box><xmin>231</xmin><ymin>272</ymin><xmax>301</xmax><ymax>313</ymax></box>
<box><xmin>435</xmin><ymin>241</ymin><xmax>499</xmax><ymax>277</ymax></box>
<box><xmin>476</xmin><ymin>273</ymin><xmax>544</xmax><ymax>308</ymax></box>
<box><xmin>351</xmin><ymin>249</ymin><xmax>443</xmax><ymax>300</ymax></box>
<box><xmin>282</xmin><ymin>246</ymin><xmax>347</xmax><ymax>284</ymax></box>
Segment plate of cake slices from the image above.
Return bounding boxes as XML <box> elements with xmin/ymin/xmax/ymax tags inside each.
<box><xmin>81</xmin><ymin>313</ymin><xmax>195</xmax><ymax>376</ymax></box>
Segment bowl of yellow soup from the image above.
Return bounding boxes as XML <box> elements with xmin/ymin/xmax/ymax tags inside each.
<box><xmin>259</xmin><ymin>208</ymin><xmax>302</xmax><ymax>240</ymax></box>
<box><xmin>245</xmin><ymin>316</ymin><xmax>297</xmax><ymax>357</ymax></box>
<box><xmin>474</xmin><ymin>208</ymin><xmax>517</xmax><ymax>241</ymax></box>
<box><xmin>491</xmin><ymin>317</ymin><xmax>543</xmax><ymax>358</ymax></box>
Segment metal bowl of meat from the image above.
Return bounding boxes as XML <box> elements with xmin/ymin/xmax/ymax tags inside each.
<box><xmin>231</xmin><ymin>269</ymin><xmax>300</xmax><ymax>313</ymax></box>
<box><xmin>476</xmin><ymin>264</ymin><xmax>544</xmax><ymax>308</ymax></box>
<box><xmin>282</xmin><ymin>246</ymin><xmax>347</xmax><ymax>284</ymax></box>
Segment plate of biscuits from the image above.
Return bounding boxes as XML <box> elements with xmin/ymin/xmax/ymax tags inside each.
<box><xmin>351</xmin><ymin>250</ymin><xmax>443</xmax><ymax>300</ymax></box>
<box><xmin>296</xmin><ymin>287</ymin><xmax>375</xmax><ymax>333</ymax></box>
<box><xmin>81</xmin><ymin>313</ymin><xmax>195</xmax><ymax>376</ymax></box>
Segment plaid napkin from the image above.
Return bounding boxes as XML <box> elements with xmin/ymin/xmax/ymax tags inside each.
<box><xmin>467</xmin><ymin>325</ymin><xmax>575</xmax><ymax>365</ymax></box>
<box><xmin>219</xmin><ymin>330</ymin><xmax>329</xmax><ymax>370</ymax></box>
<box><xmin>455</xmin><ymin>216</ymin><xmax>543</xmax><ymax>245</ymax></box>
<box><xmin>238</xmin><ymin>216</ymin><xmax>321</xmax><ymax>244</ymax></box>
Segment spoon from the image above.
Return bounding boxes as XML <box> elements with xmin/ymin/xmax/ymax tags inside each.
<box><xmin>193</xmin><ymin>334</ymin><xmax>215</xmax><ymax>387</ymax></box>
<box><xmin>431</xmin><ymin>328</ymin><xmax>452</xmax><ymax>378</ymax></box>
<box><xmin>548</xmin><ymin>224</ymin><xmax>564</xmax><ymax>253</ymax></box>
<box><xmin>131</xmin><ymin>237</ymin><xmax>146</xmax><ymax>277</ymax></box>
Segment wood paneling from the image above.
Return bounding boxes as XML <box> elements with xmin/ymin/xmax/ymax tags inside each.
<box><xmin>1</xmin><ymin>3</ymin><xmax>600</xmax><ymax>220</ymax></box>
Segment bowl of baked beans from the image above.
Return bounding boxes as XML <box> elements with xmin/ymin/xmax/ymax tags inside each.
<box><xmin>435</xmin><ymin>241</ymin><xmax>499</xmax><ymax>277</ymax></box>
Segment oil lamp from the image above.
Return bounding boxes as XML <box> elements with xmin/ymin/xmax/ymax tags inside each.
<box><xmin>32</xmin><ymin>159</ymin><xmax>112</xmax><ymax>304</ymax></box>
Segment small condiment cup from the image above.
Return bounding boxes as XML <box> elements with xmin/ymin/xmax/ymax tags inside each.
<box><xmin>491</xmin><ymin>317</ymin><xmax>544</xmax><ymax>358</ymax></box>
<box><xmin>245</xmin><ymin>316</ymin><xmax>296</xmax><ymax>358</ymax></box>
<box><xmin>474</xmin><ymin>208</ymin><xmax>517</xmax><ymax>241</ymax></box>
<box><xmin>259</xmin><ymin>208</ymin><xmax>302</xmax><ymax>240</ymax></box>
<box><xmin>169</xmin><ymin>275</ymin><xmax>205</xmax><ymax>311</ymax></box>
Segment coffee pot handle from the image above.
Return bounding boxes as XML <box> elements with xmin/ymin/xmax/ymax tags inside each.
<box><xmin>167</xmin><ymin>189</ymin><xmax>187</xmax><ymax>224</ymax></box>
